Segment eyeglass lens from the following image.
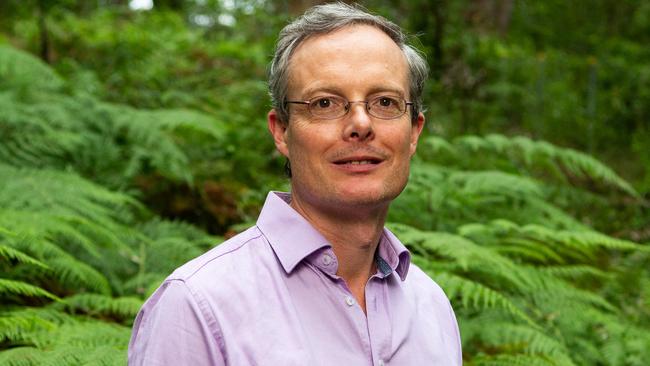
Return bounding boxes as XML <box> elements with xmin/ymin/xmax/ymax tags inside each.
<box><xmin>308</xmin><ymin>96</ymin><xmax>406</xmax><ymax>119</ymax></box>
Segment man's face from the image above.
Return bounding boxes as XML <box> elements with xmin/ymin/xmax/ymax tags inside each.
<box><xmin>268</xmin><ymin>25</ymin><xmax>424</xmax><ymax>215</ymax></box>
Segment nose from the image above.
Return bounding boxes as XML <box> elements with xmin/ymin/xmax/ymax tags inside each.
<box><xmin>343</xmin><ymin>102</ymin><xmax>374</xmax><ymax>141</ymax></box>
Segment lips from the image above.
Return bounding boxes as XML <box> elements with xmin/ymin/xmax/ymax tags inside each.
<box><xmin>333</xmin><ymin>157</ymin><xmax>382</xmax><ymax>165</ymax></box>
<box><xmin>329</xmin><ymin>146</ymin><xmax>389</xmax><ymax>172</ymax></box>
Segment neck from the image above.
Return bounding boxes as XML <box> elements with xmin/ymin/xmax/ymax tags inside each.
<box><xmin>289</xmin><ymin>193</ymin><xmax>388</xmax><ymax>286</ymax></box>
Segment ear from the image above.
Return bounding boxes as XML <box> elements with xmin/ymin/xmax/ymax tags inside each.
<box><xmin>268</xmin><ymin>109</ymin><xmax>290</xmax><ymax>158</ymax></box>
<box><xmin>409</xmin><ymin>112</ymin><xmax>425</xmax><ymax>156</ymax></box>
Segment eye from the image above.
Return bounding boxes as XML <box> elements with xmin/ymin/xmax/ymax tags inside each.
<box><xmin>373</xmin><ymin>96</ymin><xmax>401</xmax><ymax>109</ymax></box>
<box><xmin>378</xmin><ymin>97</ymin><xmax>394</xmax><ymax>107</ymax></box>
<box><xmin>312</xmin><ymin>97</ymin><xmax>334</xmax><ymax>109</ymax></box>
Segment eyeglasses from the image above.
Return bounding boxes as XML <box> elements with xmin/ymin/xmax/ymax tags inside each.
<box><xmin>285</xmin><ymin>95</ymin><xmax>413</xmax><ymax>120</ymax></box>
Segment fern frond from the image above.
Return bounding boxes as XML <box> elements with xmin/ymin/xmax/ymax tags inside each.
<box><xmin>55</xmin><ymin>294</ymin><xmax>142</xmax><ymax>321</ymax></box>
<box><xmin>421</xmin><ymin>270</ymin><xmax>536</xmax><ymax>326</ymax></box>
<box><xmin>0</xmin><ymin>231</ymin><xmax>69</xmax><ymax>260</ymax></box>
<box><xmin>0</xmin><ymin>244</ymin><xmax>47</xmax><ymax>269</ymax></box>
<box><xmin>392</xmin><ymin>163</ymin><xmax>586</xmax><ymax>231</ymax></box>
<box><xmin>451</xmin><ymin>170</ymin><xmax>545</xmax><ymax>199</ymax></box>
<box><xmin>469</xmin><ymin>353</ymin><xmax>560</xmax><ymax>366</ymax></box>
<box><xmin>493</xmin><ymin>238</ymin><xmax>565</xmax><ymax>264</ymax></box>
<box><xmin>392</xmin><ymin>223</ymin><xmax>545</xmax><ymax>293</ymax></box>
<box><xmin>0</xmin><ymin>164</ymin><xmax>141</xmax><ymax>223</ymax></box>
<box><xmin>78</xmin><ymin>345</ymin><xmax>126</xmax><ymax>366</ymax></box>
<box><xmin>0</xmin><ymin>309</ymin><xmax>56</xmax><ymax>344</ymax></box>
<box><xmin>144</xmin><ymin>236</ymin><xmax>206</xmax><ymax>274</ymax></box>
<box><xmin>421</xmin><ymin>133</ymin><xmax>639</xmax><ymax>197</ymax></box>
<box><xmin>0</xmin><ymin>279</ymin><xmax>59</xmax><ymax>301</ymax></box>
<box><xmin>532</xmin><ymin>284</ymin><xmax>618</xmax><ymax>314</ymax></box>
<box><xmin>460</xmin><ymin>220</ymin><xmax>644</xmax><ymax>265</ymax></box>
<box><xmin>0</xmin><ymin>346</ymin><xmax>45</xmax><ymax>366</ymax></box>
<box><xmin>555</xmin><ymin>147</ymin><xmax>638</xmax><ymax>197</ymax></box>
<box><xmin>0</xmin><ymin>84</ymin><xmax>226</xmax><ymax>188</ymax></box>
<box><xmin>0</xmin><ymin>210</ymin><xmax>137</xmax><ymax>275</ymax></box>
<box><xmin>474</xmin><ymin>323</ymin><xmax>576</xmax><ymax>365</ymax></box>
<box><xmin>120</xmin><ymin>272</ymin><xmax>165</xmax><ymax>298</ymax></box>
<box><xmin>138</xmin><ymin>218</ymin><xmax>217</xmax><ymax>246</ymax></box>
<box><xmin>0</xmin><ymin>229</ymin><xmax>114</xmax><ymax>296</ymax></box>
<box><xmin>0</xmin><ymin>46</ymin><xmax>64</xmax><ymax>91</ymax></box>
<box><xmin>29</xmin><ymin>321</ymin><xmax>130</xmax><ymax>350</ymax></box>
<box><xmin>46</xmin><ymin>257</ymin><xmax>112</xmax><ymax>295</ymax></box>
<box><xmin>539</xmin><ymin>265</ymin><xmax>611</xmax><ymax>282</ymax></box>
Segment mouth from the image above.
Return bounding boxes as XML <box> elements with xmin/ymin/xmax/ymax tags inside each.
<box><xmin>332</xmin><ymin>157</ymin><xmax>384</xmax><ymax>166</ymax></box>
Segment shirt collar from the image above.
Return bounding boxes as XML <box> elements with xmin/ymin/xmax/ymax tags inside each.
<box><xmin>256</xmin><ymin>191</ymin><xmax>411</xmax><ymax>281</ymax></box>
<box><xmin>377</xmin><ymin>227</ymin><xmax>411</xmax><ymax>281</ymax></box>
<box><xmin>256</xmin><ymin>192</ymin><xmax>331</xmax><ymax>274</ymax></box>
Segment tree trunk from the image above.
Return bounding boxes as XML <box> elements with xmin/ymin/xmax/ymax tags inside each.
<box><xmin>431</xmin><ymin>0</ymin><xmax>446</xmax><ymax>79</ymax></box>
<box><xmin>496</xmin><ymin>0</ymin><xmax>513</xmax><ymax>36</ymax></box>
<box><xmin>409</xmin><ymin>0</ymin><xmax>447</xmax><ymax>80</ymax></box>
<box><xmin>37</xmin><ymin>0</ymin><xmax>50</xmax><ymax>64</ymax></box>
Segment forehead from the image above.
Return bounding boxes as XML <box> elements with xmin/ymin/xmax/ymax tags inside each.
<box><xmin>287</xmin><ymin>25</ymin><xmax>409</xmax><ymax>98</ymax></box>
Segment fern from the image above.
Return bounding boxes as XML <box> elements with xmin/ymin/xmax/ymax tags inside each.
<box><xmin>0</xmin><ymin>308</ymin><xmax>129</xmax><ymax>365</ymax></box>
<box><xmin>0</xmin><ymin>244</ymin><xmax>47</xmax><ymax>269</ymax></box>
<box><xmin>0</xmin><ymin>83</ymin><xmax>227</xmax><ymax>189</ymax></box>
<box><xmin>390</xmin><ymin>163</ymin><xmax>586</xmax><ymax>231</ymax></box>
<box><xmin>0</xmin><ymin>309</ymin><xmax>56</xmax><ymax>344</ymax></box>
<box><xmin>472</xmin><ymin>322</ymin><xmax>576</xmax><ymax>365</ymax></box>
<box><xmin>0</xmin><ymin>347</ymin><xmax>46</xmax><ymax>366</ymax></box>
<box><xmin>421</xmin><ymin>134</ymin><xmax>639</xmax><ymax>197</ymax></box>
<box><xmin>422</xmin><ymin>269</ymin><xmax>536</xmax><ymax>326</ymax></box>
<box><xmin>46</xmin><ymin>257</ymin><xmax>112</xmax><ymax>295</ymax></box>
<box><xmin>469</xmin><ymin>354</ymin><xmax>560</xmax><ymax>366</ymax></box>
<box><xmin>0</xmin><ymin>279</ymin><xmax>59</xmax><ymax>301</ymax></box>
<box><xmin>0</xmin><ymin>46</ymin><xmax>64</xmax><ymax>92</ymax></box>
<box><xmin>54</xmin><ymin>294</ymin><xmax>142</xmax><ymax>322</ymax></box>
<box><xmin>1</xmin><ymin>35</ymin><xmax>648</xmax><ymax>366</ymax></box>
<box><xmin>392</xmin><ymin>218</ymin><xmax>648</xmax><ymax>364</ymax></box>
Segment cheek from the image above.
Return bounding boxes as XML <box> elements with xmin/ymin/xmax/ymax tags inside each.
<box><xmin>390</xmin><ymin>127</ymin><xmax>415</xmax><ymax>154</ymax></box>
<box><xmin>287</xmin><ymin>123</ymin><xmax>337</xmax><ymax>160</ymax></box>
<box><xmin>285</xmin><ymin>131</ymin><xmax>322</xmax><ymax>176</ymax></box>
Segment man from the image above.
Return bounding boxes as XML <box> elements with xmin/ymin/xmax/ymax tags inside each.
<box><xmin>129</xmin><ymin>3</ymin><xmax>462</xmax><ymax>365</ymax></box>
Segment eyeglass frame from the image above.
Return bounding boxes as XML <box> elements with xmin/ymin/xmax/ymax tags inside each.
<box><xmin>284</xmin><ymin>95</ymin><xmax>414</xmax><ymax>120</ymax></box>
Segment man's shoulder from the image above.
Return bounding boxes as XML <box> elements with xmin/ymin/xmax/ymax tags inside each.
<box><xmin>403</xmin><ymin>262</ymin><xmax>453</xmax><ymax>308</ymax></box>
<box><xmin>167</xmin><ymin>225</ymin><xmax>270</xmax><ymax>283</ymax></box>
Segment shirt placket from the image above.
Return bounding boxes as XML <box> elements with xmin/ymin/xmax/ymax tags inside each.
<box><xmin>338</xmin><ymin>280</ymin><xmax>374</xmax><ymax>364</ymax></box>
<box><xmin>313</xmin><ymin>249</ymin><xmax>393</xmax><ymax>366</ymax></box>
<box><xmin>365</xmin><ymin>274</ymin><xmax>392</xmax><ymax>366</ymax></box>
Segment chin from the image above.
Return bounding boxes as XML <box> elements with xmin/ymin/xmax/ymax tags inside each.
<box><xmin>333</xmin><ymin>184</ymin><xmax>402</xmax><ymax>208</ymax></box>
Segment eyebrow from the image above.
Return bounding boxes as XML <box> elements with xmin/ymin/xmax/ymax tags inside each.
<box><xmin>300</xmin><ymin>85</ymin><xmax>407</xmax><ymax>99</ymax></box>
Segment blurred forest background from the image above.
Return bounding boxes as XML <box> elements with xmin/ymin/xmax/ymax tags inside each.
<box><xmin>0</xmin><ymin>0</ymin><xmax>649</xmax><ymax>365</ymax></box>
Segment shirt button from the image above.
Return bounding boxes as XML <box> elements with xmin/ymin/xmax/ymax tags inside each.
<box><xmin>322</xmin><ymin>254</ymin><xmax>333</xmax><ymax>266</ymax></box>
<box><xmin>378</xmin><ymin>360</ymin><xmax>385</xmax><ymax>366</ymax></box>
<box><xmin>345</xmin><ymin>296</ymin><xmax>354</xmax><ymax>306</ymax></box>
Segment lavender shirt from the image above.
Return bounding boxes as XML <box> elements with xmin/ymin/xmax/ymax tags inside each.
<box><xmin>129</xmin><ymin>192</ymin><xmax>462</xmax><ymax>365</ymax></box>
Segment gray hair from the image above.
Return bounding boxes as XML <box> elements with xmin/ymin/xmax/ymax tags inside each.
<box><xmin>268</xmin><ymin>2</ymin><xmax>429</xmax><ymax>124</ymax></box>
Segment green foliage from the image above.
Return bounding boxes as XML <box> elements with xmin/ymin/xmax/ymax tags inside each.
<box><xmin>393</xmin><ymin>217</ymin><xmax>650</xmax><ymax>365</ymax></box>
<box><xmin>422</xmin><ymin>134</ymin><xmax>638</xmax><ymax>197</ymax></box>
<box><xmin>0</xmin><ymin>45</ymin><xmax>63</xmax><ymax>91</ymax></box>
<box><xmin>388</xmin><ymin>132</ymin><xmax>649</xmax><ymax>364</ymax></box>
<box><xmin>1</xmin><ymin>2</ymin><xmax>648</xmax><ymax>365</ymax></box>
<box><xmin>0</xmin><ymin>308</ymin><xmax>130</xmax><ymax>366</ymax></box>
<box><xmin>0</xmin><ymin>47</ymin><xmax>222</xmax><ymax>359</ymax></box>
<box><xmin>0</xmin><ymin>279</ymin><xmax>59</xmax><ymax>301</ymax></box>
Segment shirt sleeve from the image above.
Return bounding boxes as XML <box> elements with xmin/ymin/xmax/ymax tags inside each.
<box><xmin>128</xmin><ymin>280</ymin><xmax>226</xmax><ymax>366</ymax></box>
<box><xmin>447</xmin><ymin>302</ymin><xmax>463</xmax><ymax>365</ymax></box>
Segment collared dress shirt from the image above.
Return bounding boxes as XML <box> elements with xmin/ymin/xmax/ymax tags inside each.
<box><xmin>129</xmin><ymin>192</ymin><xmax>462</xmax><ymax>365</ymax></box>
